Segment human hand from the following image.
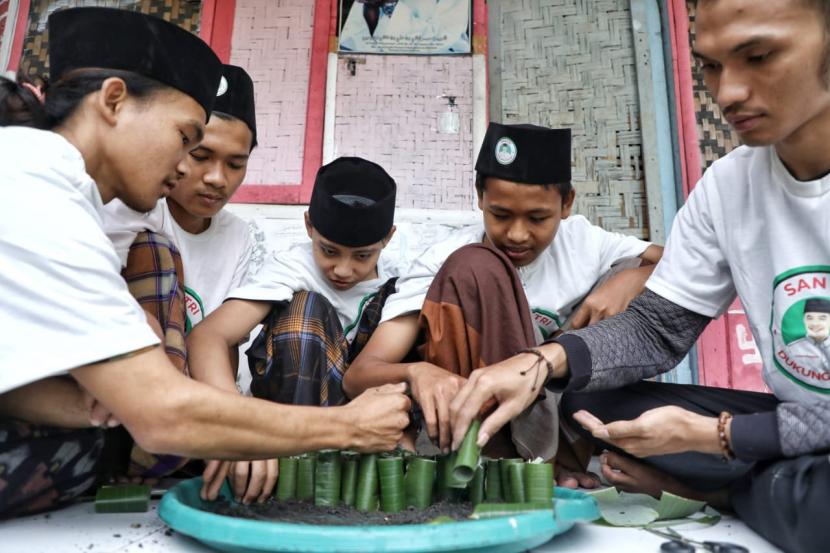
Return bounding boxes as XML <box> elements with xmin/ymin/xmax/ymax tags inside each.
<box><xmin>449</xmin><ymin>349</ymin><xmax>560</xmax><ymax>451</ymax></box>
<box><xmin>407</xmin><ymin>363</ymin><xmax>467</xmax><ymax>453</ymax></box>
<box><xmin>81</xmin><ymin>389</ymin><xmax>120</xmax><ymax>428</ymax></box>
<box><xmin>572</xmin><ymin>406</ymin><xmax>721</xmax><ymax>458</ymax></box>
<box><xmin>341</xmin><ymin>383</ymin><xmax>411</xmax><ymax>452</ymax></box>
<box><xmin>569</xmin><ymin>268</ymin><xmax>648</xmax><ymax>329</ymax></box>
<box><xmin>200</xmin><ymin>459</ymin><xmax>280</xmax><ymax>504</ymax></box>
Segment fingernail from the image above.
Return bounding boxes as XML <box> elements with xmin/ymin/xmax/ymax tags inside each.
<box><xmin>107</xmin><ymin>419</ymin><xmax>119</xmax><ymax>427</ymax></box>
<box><xmin>442</xmin><ymin>447</ymin><xmax>449</xmax><ymax>454</ymax></box>
<box><xmin>476</xmin><ymin>432</ymin><xmax>490</xmax><ymax>448</ymax></box>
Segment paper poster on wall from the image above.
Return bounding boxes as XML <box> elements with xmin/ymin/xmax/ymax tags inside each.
<box><xmin>338</xmin><ymin>0</ymin><xmax>471</xmax><ymax>55</ymax></box>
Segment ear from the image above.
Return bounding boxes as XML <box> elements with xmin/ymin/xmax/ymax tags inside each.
<box><xmin>383</xmin><ymin>224</ymin><xmax>397</xmax><ymax>246</ymax></box>
<box><xmin>304</xmin><ymin>211</ymin><xmax>314</xmax><ymax>239</ymax></box>
<box><xmin>561</xmin><ymin>188</ymin><xmax>576</xmax><ymax>219</ymax></box>
<box><xmin>94</xmin><ymin>77</ymin><xmax>130</xmax><ymax>127</ymax></box>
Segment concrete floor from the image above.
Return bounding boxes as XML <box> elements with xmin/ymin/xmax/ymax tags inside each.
<box><xmin>0</xmin><ymin>497</ymin><xmax>783</xmax><ymax>553</ymax></box>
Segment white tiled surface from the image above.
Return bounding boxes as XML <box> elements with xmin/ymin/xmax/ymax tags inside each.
<box><xmin>0</xmin><ymin>499</ymin><xmax>783</xmax><ymax>553</ymax></box>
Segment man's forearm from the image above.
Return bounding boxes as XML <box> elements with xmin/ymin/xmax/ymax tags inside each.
<box><xmin>0</xmin><ymin>377</ymin><xmax>92</xmax><ymax>428</ymax></box>
<box><xmin>343</xmin><ymin>356</ymin><xmax>411</xmax><ymax>398</ymax></box>
<box><xmin>187</xmin><ymin>328</ymin><xmax>241</xmax><ymax>394</ymax></box>
<box><xmin>72</xmin><ymin>348</ymin><xmax>359</xmax><ymax>459</ymax></box>
<box><xmin>544</xmin><ymin>289</ymin><xmax>711</xmax><ymax>393</ymax></box>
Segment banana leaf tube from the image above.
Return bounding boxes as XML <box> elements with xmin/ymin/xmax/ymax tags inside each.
<box><xmin>355</xmin><ymin>453</ymin><xmax>379</xmax><ymax>512</ymax></box>
<box><xmin>404</xmin><ymin>456</ymin><xmax>436</xmax><ymax>508</ymax></box>
<box><xmin>484</xmin><ymin>458</ymin><xmax>502</xmax><ymax>501</ymax></box>
<box><xmin>378</xmin><ymin>456</ymin><xmax>405</xmax><ymax>513</ymax></box>
<box><xmin>452</xmin><ymin>419</ymin><xmax>481</xmax><ymax>483</ymax></box>
<box><xmin>469</xmin><ymin>464</ymin><xmax>485</xmax><ymax>506</ymax></box>
<box><xmin>471</xmin><ymin>502</ymin><xmax>552</xmax><ymax>519</ymax></box>
<box><xmin>314</xmin><ymin>450</ymin><xmax>342</xmax><ymax>507</ymax></box>
<box><xmin>296</xmin><ymin>453</ymin><xmax>316</xmax><ymax>501</ymax></box>
<box><xmin>95</xmin><ymin>484</ymin><xmax>151</xmax><ymax>513</ymax></box>
<box><xmin>276</xmin><ymin>457</ymin><xmax>298</xmax><ymax>500</ymax></box>
<box><xmin>341</xmin><ymin>452</ymin><xmax>359</xmax><ymax>507</ymax></box>
<box><xmin>523</xmin><ymin>462</ymin><xmax>554</xmax><ymax>504</ymax></box>
<box><xmin>499</xmin><ymin>458</ymin><xmax>523</xmax><ymax>500</ymax></box>
<box><xmin>507</xmin><ymin>462</ymin><xmax>527</xmax><ymax>503</ymax></box>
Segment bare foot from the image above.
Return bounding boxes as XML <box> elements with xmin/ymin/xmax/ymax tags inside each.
<box><xmin>599</xmin><ymin>451</ymin><xmax>729</xmax><ymax>508</ymax></box>
<box><xmin>555</xmin><ymin>464</ymin><xmax>602</xmax><ymax>489</ymax></box>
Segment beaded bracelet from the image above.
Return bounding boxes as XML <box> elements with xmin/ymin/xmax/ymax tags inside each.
<box><xmin>515</xmin><ymin>348</ymin><xmax>554</xmax><ymax>391</ymax></box>
<box><xmin>718</xmin><ymin>411</ymin><xmax>736</xmax><ymax>462</ymax></box>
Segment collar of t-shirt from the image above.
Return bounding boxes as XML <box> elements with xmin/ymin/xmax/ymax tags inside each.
<box><xmin>770</xmin><ymin>147</ymin><xmax>830</xmax><ymax>198</ymax></box>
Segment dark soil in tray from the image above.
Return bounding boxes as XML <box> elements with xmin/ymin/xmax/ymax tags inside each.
<box><xmin>211</xmin><ymin>499</ymin><xmax>474</xmax><ymax>526</ymax></box>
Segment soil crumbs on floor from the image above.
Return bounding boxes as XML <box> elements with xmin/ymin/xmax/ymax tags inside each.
<box><xmin>211</xmin><ymin>499</ymin><xmax>474</xmax><ymax>526</ymax></box>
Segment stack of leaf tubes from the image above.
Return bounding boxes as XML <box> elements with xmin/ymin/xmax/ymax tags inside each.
<box><xmin>269</xmin><ymin>421</ymin><xmax>555</xmax><ymax>518</ymax></box>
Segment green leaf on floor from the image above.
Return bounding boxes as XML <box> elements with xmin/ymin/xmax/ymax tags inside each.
<box><xmin>586</xmin><ymin>488</ymin><xmax>711</xmax><ymax>527</ymax></box>
<box><xmin>95</xmin><ymin>484</ymin><xmax>151</xmax><ymax>513</ymax></box>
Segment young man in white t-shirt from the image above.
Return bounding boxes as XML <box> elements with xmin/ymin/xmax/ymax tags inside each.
<box><xmin>344</xmin><ymin>123</ymin><xmax>662</xmax><ymax>470</ymax></box>
<box><xmin>448</xmin><ymin>2</ymin><xmax>830</xmax><ymax>552</ymax></box>
<box><xmin>100</xmin><ymin>65</ymin><xmax>266</xmax><ymax>479</ymax></box>
<box><xmin>187</xmin><ymin>156</ymin><xmax>402</xmax><ymax>502</ymax></box>
<box><xmin>0</xmin><ymin>8</ymin><xmax>409</xmax><ymax>519</ymax></box>
<box><xmin>105</xmin><ymin>64</ymin><xmax>266</xmax><ymax>334</ymax></box>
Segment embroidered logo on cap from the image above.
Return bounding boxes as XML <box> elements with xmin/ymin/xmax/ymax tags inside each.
<box><xmin>495</xmin><ymin>137</ymin><xmax>517</xmax><ymax>165</ymax></box>
<box><xmin>217</xmin><ymin>76</ymin><xmax>228</xmax><ymax>97</ymax></box>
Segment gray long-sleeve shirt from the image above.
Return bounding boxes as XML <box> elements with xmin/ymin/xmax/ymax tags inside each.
<box><xmin>547</xmin><ymin>289</ymin><xmax>830</xmax><ymax>461</ymax></box>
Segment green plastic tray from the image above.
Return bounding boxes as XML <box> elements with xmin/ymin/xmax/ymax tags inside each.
<box><xmin>159</xmin><ymin>477</ymin><xmax>599</xmax><ymax>553</ymax></box>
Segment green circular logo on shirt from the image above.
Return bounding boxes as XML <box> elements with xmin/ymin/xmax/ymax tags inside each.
<box><xmin>771</xmin><ymin>266</ymin><xmax>830</xmax><ymax>392</ymax></box>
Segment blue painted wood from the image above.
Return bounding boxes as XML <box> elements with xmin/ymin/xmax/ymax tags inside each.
<box><xmin>632</xmin><ymin>0</ymin><xmax>692</xmax><ymax>383</ymax></box>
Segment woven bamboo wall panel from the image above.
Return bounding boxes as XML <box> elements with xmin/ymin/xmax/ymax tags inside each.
<box><xmin>495</xmin><ymin>0</ymin><xmax>648</xmax><ymax>239</ymax></box>
<box><xmin>686</xmin><ymin>1</ymin><xmax>740</xmax><ymax>169</ymax></box>
<box><xmin>17</xmin><ymin>1</ymin><xmax>201</xmax><ymax>80</ymax></box>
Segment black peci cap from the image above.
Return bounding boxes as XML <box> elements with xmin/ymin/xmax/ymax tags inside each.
<box><xmin>804</xmin><ymin>298</ymin><xmax>830</xmax><ymax>314</ymax></box>
<box><xmin>48</xmin><ymin>7</ymin><xmax>223</xmax><ymax>121</ymax></box>
<box><xmin>475</xmin><ymin>122</ymin><xmax>571</xmax><ymax>185</ymax></box>
<box><xmin>308</xmin><ymin>157</ymin><xmax>396</xmax><ymax>247</ymax></box>
<box><xmin>213</xmin><ymin>64</ymin><xmax>257</xmax><ymax>148</ymax></box>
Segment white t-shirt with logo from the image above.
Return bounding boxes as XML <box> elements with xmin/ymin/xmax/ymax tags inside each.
<box><xmin>648</xmin><ymin>145</ymin><xmax>830</xmax><ymax>403</ymax></box>
<box><xmin>103</xmin><ymin>199</ymin><xmax>266</xmax><ymax>331</ymax></box>
<box><xmin>228</xmin><ymin>243</ymin><xmax>402</xmax><ymax>343</ymax></box>
<box><xmin>0</xmin><ymin>127</ymin><xmax>159</xmax><ymax>393</ymax></box>
<box><xmin>382</xmin><ymin>215</ymin><xmax>651</xmax><ymax>339</ymax></box>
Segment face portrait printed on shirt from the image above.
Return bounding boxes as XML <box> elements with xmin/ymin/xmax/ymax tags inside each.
<box><xmin>45</xmin><ymin>8</ymin><xmax>222</xmax><ymax>212</ymax></box>
<box><xmin>167</xmin><ymin>65</ymin><xmax>257</xmax><ymax>234</ymax></box>
<box><xmin>474</xmin><ymin>123</ymin><xmax>574</xmax><ymax>267</ymax></box>
<box><xmin>772</xmin><ymin>269</ymin><xmax>830</xmax><ymax>392</ymax></box>
<box><xmin>306</xmin><ymin>156</ymin><xmax>397</xmax><ymax>291</ymax></box>
<box><xmin>693</xmin><ymin>0</ymin><xmax>830</xmax><ymax>148</ymax></box>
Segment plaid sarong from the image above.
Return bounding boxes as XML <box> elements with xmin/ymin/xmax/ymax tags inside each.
<box><xmin>0</xmin><ymin>419</ymin><xmax>104</xmax><ymax>519</ymax></box>
<box><xmin>248</xmin><ymin>280</ymin><xmax>398</xmax><ymax>407</ymax></box>
<box><xmin>120</xmin><ymin>231</ymin><xmax>188</xmax><ymax>477</ymax></box>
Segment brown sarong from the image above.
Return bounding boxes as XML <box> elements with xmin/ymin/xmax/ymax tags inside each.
<box><xmin>418</xmin><ymin>243</ymin><xmax>559</xmax><ymax>461</ymax></box>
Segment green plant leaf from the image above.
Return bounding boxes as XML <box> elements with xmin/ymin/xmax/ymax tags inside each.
<box><xmin>587</xmin><ymin>488</ymin><xmax>709</xmax><ymax>527</ymax></box>
<box><xmin>95</xmin><ymin>484</ymin><xmax>151</xmax><ymax>513</ymax></box>
<box><xmin>276</xmin><ymin>457</ymin><xmax>298</xmax><ymax>501</ymax></box>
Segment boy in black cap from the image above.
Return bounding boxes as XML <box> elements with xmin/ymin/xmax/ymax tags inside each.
<box><xmin>101</xmin><ymin>64</ymin><xmax>265</xmax><ymax>480</ymax></box>
<box><xmin>188</xmin><ymin>156</ymin><xmax>403</xmax><ymax>502</ymax></box>
<box><xmin>345</xmin><ymin>123</ymin><xmax>662</xmax><ymax>472</ymax></box>
<box><xmin>0</xmin><ymin>8</ymin><xmax>409</xmax><ymax>518</ymax></box>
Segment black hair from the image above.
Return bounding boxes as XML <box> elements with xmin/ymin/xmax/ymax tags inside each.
<box><xmin>0</xmin><ymin>76</ymin><xmax>46</xmax><ymax>128</ymax></box>
<box><xmin>212</xmin><ymin>110</ymin><xmax>257</xmax><ymax>151</ymax></box>
<box><xmin>474</xmin><ymin>172</ymin><xmax>573</xmax><ymax>204</ymax></box>
<box><xmin>1</xmin><ymin>68</ymin><xmax>170</xmax><ymax>131</ymax></box>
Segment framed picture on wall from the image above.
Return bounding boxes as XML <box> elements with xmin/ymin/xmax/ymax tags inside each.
<box><xmin>338</xmin><ymin>0</ymin><xmax>471</xmax><ymax>54</ymax></box>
